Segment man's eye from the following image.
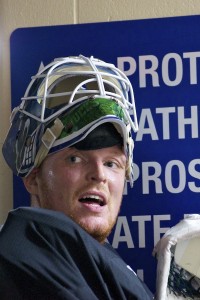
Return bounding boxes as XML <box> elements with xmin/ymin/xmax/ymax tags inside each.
<box><xmin>69</xmin><ymin>156</ymin><xmax>82</xmax><ymax>163</ymax></box>
<box><xmin>105</xmin><ymin>161</ymin><xmax>118</xmax><ymax>168</ymax></box>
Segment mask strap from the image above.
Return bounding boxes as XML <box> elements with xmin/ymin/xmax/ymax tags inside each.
<box><xmin>34</xmin><ymin>118</ymin><xmax>64</xmax><ymax>168</ymax></box>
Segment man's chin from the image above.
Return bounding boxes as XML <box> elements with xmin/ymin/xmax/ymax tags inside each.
<box><xmin>72</xmin><ymin>216</ymin><xmax>114</xmax><ymax>243</ymax></box>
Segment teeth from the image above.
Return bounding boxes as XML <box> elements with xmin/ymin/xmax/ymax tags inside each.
<box><xmin>82</xmin><ymin>195</ymin><xmax>102</xmax><ymax>200</ymax></box>
<box><xmin>80</xmin><ymin>195</ymin><xmax>104</xmax><ymax>206</ymax></box>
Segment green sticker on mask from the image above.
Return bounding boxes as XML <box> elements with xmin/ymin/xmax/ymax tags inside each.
<box><xmin>59</xmin><ymin>98</ymin><xmax>126</xmax><ymax>139</ymax></box>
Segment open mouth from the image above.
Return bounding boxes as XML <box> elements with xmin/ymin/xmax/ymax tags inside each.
<box><xmin>79</xmin><ymin>195</ymin><xmax>105</xmax><ymax>206</ymax></box>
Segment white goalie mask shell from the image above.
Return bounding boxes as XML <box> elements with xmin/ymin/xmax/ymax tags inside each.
<box><xmin>2</xmin><ymin>55</ymin><xmax>138</xmax><ymax>186</ymax></box>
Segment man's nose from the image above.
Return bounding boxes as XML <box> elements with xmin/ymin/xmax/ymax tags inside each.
<box><xmin>86</xmin><ymin>162</ymin><xmax>106</xmax><ymax>183</ymax></box>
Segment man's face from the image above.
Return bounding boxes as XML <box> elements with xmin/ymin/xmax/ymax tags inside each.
<box><xmin>27</xmin><ymin>145</ymin><xmax>127</xmax><ymax>243</ymax></box>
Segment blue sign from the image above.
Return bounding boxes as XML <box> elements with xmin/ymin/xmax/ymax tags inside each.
<box><xmin>10</xmin><ymin>15</ymin><xmax>200</xmax><ymax>293</ymax></box>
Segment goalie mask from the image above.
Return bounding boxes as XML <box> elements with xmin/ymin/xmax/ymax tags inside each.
<box><xmin>2</xmin><ymin>55</ymin><xmax>138</xmax><ymax>186</ymax></box>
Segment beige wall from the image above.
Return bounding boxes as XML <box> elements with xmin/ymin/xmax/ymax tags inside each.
<box><xmin>0</xmin><ymin>0</ymin><xmax>200</xmax><ymax>224</ymax></box>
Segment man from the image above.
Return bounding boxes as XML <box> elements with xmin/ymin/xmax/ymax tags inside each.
<box><xmin>0</xmin><ymin>55</ymin><xmax>153</xmax><ymax>299</ymax></box>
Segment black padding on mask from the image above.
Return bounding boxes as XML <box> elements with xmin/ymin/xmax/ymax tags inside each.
<box><xmin>74</xmin><ymin>123</ymin><xmax>123</xmax><ymax>150</ymax></box>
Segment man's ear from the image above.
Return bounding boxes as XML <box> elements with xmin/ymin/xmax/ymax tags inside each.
<box><xmin>23</xmin><ymin>168</ymin><xmax>39</xmax><ymax>195</ymax></box>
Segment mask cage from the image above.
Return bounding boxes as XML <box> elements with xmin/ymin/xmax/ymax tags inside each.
<box><xmin>19</xmin><ymin>55</ymin><xmax>138</xmax><ymax>133</ymax></box>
